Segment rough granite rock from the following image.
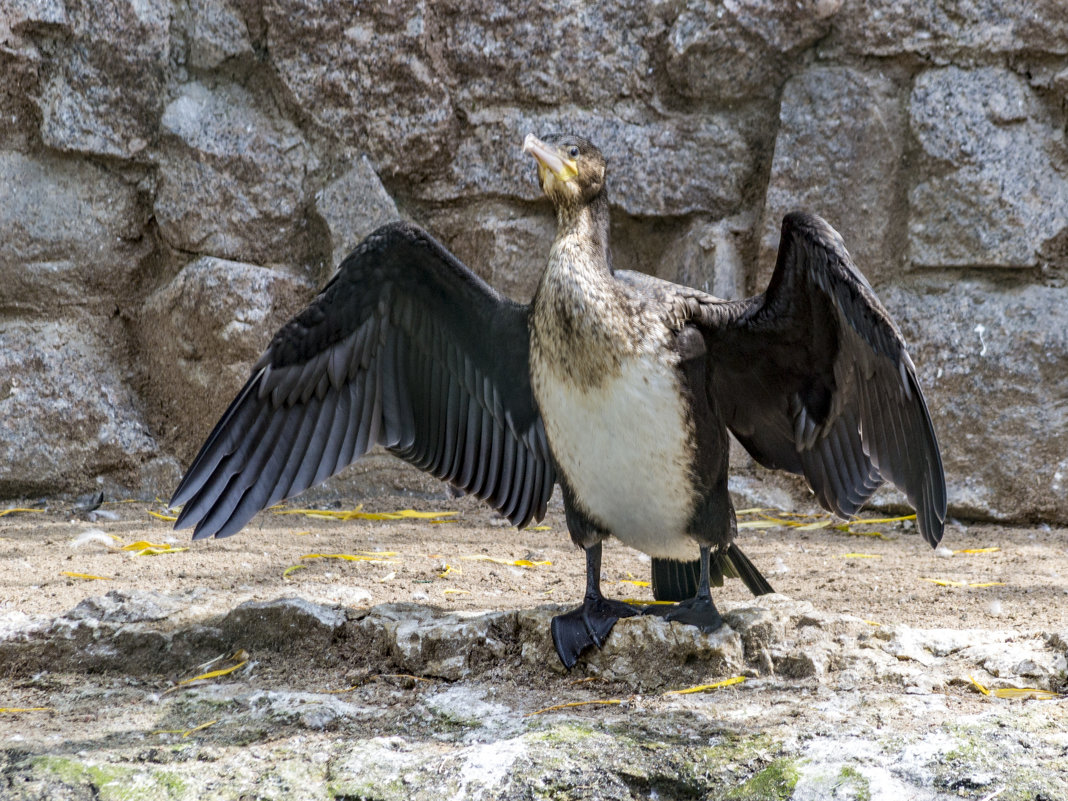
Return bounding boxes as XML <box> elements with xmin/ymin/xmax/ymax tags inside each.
<box><xmin>0</xmin><ymin>322</ymin><xmax>159</xmax><ymax>497</ymax></box>
<box><xmin>263</xmin><ymin>0</ymin><xmax>457</xmax><ymax>180</ymax></box>
<box><xmin>315</xmin><ymin>156</ymin><xmax>401</xmax><ymax>270</ymax></box>
<box><xmin>420</xmin><ymin>105</ymin><xmax>759</xmax><ymax>218</ymax></box>
<box><xmin>137</xmin><ymin>255</ymin><xmax>313</xmax><ymax>460</ymax></box>
<box><xmin>881</xmin><ymin>279</ymin><xmax>1068</xmax><ymax>522</ymax></box>
<box><xmin>908</xmin><ymin>67</ymin><xmax>1068</xmax><ymax>269</ymax></box>
<box><xmin>182</xmin><ymin>0</ymin><xmax>254</xmax><ymax>70</ymax></box>
<box><xmin>828</xmin><ymin>0</ymin><xmax>1068</xmax><ymax>61</ymax></box>
<box><xmin>30</xmin><ymin>0</ymin><xmax>170</xmax><ymax>159</ymax></box>
<box><xmin>422</xmin><ymin>200</ymin><xmax>554</xmax><ymax>304</ymax></box>
<box><xmin>435</xmin><ymin>0</ymin><xmax>659</xmax><ymax>108</ymax></box>
<box><xmin>156</xmin><ymin>82</ymin><xmax>318</xmax><ymax>265</ymax></box>
<box><xmin>759</xmin><ymin>67</ymin><xmax>907</xmax><ymax>287</ymax></box>
<box><xmin>0</xmin><ymin>150</ymin><xmax>150</xmax><ymax>314</ymax></box>
<box><xmin>665</xmin><ymin>0</ymin><xmax>841</xmax><ymax>102</ymax></box>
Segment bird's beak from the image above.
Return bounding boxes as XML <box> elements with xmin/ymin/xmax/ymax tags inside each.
<box><xmin>523</xmin><ymin>134</ymin><xmax>578</xmax><ymax>182</ymax></box>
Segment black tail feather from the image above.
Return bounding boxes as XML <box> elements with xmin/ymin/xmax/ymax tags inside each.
<box><xmin>651</xmin><ymin>544</ymin><xmax>773</xmax><ymax>602</ymax></box>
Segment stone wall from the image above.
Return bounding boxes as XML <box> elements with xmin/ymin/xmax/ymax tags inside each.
<box><xmin>1</xmin><ymin>0</ymin><xmax>1065</xmax><ymax>521</ymax></box>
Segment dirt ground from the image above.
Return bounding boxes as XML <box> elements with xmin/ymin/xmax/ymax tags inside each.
<box><xmin>2</xmin><ymin>491</ymin><xmax>1065</xmax><ymax>634</ymax></box>
<box><xmin>1</xmin><ymin>489</ymin><xmax>1067</xmax><ymax>800</ymax></box>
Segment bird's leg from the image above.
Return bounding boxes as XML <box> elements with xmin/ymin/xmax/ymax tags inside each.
<box><xmin>643</xmin><ymin>544</ymin><xmax>725</xmax><ymax>633</ymax></box>
<box><xmin>550</xmin><ymin>541</ymin><xmax>641</xmax><ymax>669</ymax></box>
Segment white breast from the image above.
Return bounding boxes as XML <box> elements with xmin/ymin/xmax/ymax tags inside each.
<box><xmin>535</xmin><ymin>351</ymin><xmax>699</xmax><ymax>560</ymax></box>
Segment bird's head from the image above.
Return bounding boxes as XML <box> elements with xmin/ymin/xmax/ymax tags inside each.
<box><xmin>523</xmin><ymin>133</ymin><xmax>607</xmax><ymax>214</ymax></box>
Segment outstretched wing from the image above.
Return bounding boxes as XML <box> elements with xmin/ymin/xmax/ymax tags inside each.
<box><xmin>171</xmin><ymin>221</ymin><xmax>555</xmax><ymax>539</ymax></box>
<box><xmin>701</xmin><ymin>211</ymin><xmax>946</xmax><ymax>546</ymax></box>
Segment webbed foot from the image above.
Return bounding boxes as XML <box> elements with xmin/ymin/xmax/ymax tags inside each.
<box><xmin>642</xmin><ymin>595</ymin><xmax>724</xmax><ymax>633</ymax></box>
<box><xmin>551</xmin><ymin>597</ymin><xmax>640</xmax><ymax>669</ymax></box>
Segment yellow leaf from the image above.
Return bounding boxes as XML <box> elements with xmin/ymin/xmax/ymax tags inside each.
<box><xmin>61</xmin><ymin>571</ymin><xmax>111</xmax><ymax>581</ymax></box>
<box><xmin>121</xmin><ymin>540</ymin><xmax>171</xmax><ymax>551</ymax></box>
<box><xmin>282</xmin><ymin>565</ymin><xmax>306</xmax><ymax>579</ymax></box>
<box><xmin>970</xmin><ymin>675</ymin><xmax>990</xmax><ymax>696</ymax></box>
<box><xmin>968</xmin><ymin>582</ymin><xmax>1007</xmax><ymax>588</ymax></box>
<box><xmin>275</xmin><ymin>506</ymin><xmax>457</xmax><ymax>522</ymax></box>
<box><xmin>119</xmin><ymin>538</ymin><xmax>189</xmax><ymax>555</ymax></box>
<box><xmin>836</xmin><ymin>553</ymin><xmax>882</xmax><ymax>559</ymax></box>
<box><xmin>443</xmin><ymin>588</ymin><xmax>471</xmax><ymax>595</ymax></box>
<box><xmin>0</xmin><ymin>707</ymin><xmax>51</xmax><ymax>713</ymax></box>
<box><xmin>954</xmin><ymin>547</ymin><xmax>1000</xmax><ymax>554</ymax></box>
<box><xmin>922</xmin><ymin>577</ymin><xmax>967</xmax><ymax>587</ymax></box>
<box><xmin>663</xmin><ymin>676</ymin><xmax>747</xmax><ymax>695</ymax></box>
<box><xmin>626</xmin><ymin>599</ymin><xmax>674</xmax><ymax>605</ymax></box>
<box><xmin>147</xmin><ymin>511</ymin><xmax>178</xmax><ymax>522</ymax></box>
<box><xmin>796</xmin><ymin>520</ymin><xmax>833</xmax><ymax>530</ymax></box>
<box><xmin>527</xmin><ymin>525</ymin><xmax>552</xmax><ymax>531</ymax></box>
<box><xmin>173</xmin><ymin>660</ymin><xmax>248</xmax><ymax>688</ymax></box>
<box><xmin>526</xmin><ymin>699</ymin><xmax>624</xmax><ymax>716</ymax></box>
<box><xmin>182</xmin><ymin>719</ymin><xmax>219</xmax><ymax>737</ymax></box>
<box><xmin>0</xmin><ymin>508</ymin><xmax>44</xmax><ymax>517</ymax></box>
<box><xmin>620</xmin><ymin>579</ymin><xmax>651</xmax><ymax>587</ymax></box>
<box><xmin>863</xmin><ymin>620</ymin><xmax>881</xmax><ymax>627</ymax></box>
<box><xmin>151</xmin><ymin>719</ymin><xmax>220</xmax><ymax>737</ymax></box>
<box><xmin>300</xmin><ymin>553</ymin><xmax>401</xmax><ymax>564</ymax></box>
<box><xmin>736</xmin><ymin>520</ymin><xmax>785</xmax><ymax>530</ymax></box>
<box><xmin>990</xmin><ymin>687</ymin><xmax>1063</xmax><ymax>700</ymax></box>
<box><xmin>461</xmin><ymin>555</ymin><xmax>551</xmax><ymax>567</ymax></box>
<box><xmin>848</xmin><ymin>514</ymin><xmax>917</xmax><ymax>525</ymax></box>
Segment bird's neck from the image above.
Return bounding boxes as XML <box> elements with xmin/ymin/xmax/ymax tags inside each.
<box><xmin>531</xmin><ymin>191</ymin><xmax>635</xmax><ymax>387</ymax></box>
<box><xmin>551</xmin><ymin>192</ymin><xmax>613</xmax><ymax>279</ymax></box>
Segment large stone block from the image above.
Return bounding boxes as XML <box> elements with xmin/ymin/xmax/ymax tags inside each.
<box><xmin>183</xmin><ymin>0</ymin><xmax>253</xmax><ymax>70</ymax></box>
<box><xmin>155</xmin><ymin>82</ymin><xmax>317</xmax><ymax>266</ymax></box>
<box><xmin>0</xmin><ymin>7</ymin><xmax>45</xmax><ymax>151</ymax></box>
<box><xmin>263</xmin><ymin>0</ymin><xmax>456</xmax><ymax>180</ymax></box>
<box><xmin>29</xmin><ymin>0</ymin><xmax>170</xmax><ymax>159</ymax></box>
<box><xmin>908</xmin><ymin>67</ymin><xmax>1068</xmax><ymax>270</ymax></box>
<box><xmin>665</xmin><ymin>0</ymin><xmax>841</xmax><ymax>101</ymax></box>
<box><xmin>880</xmin><ymin>279</ymin><xmax>1068</xmax><ymax>522</ymax></box>
<box><xmin>434</xmin><ymin>0</ymin><xmax>657</xmax><ymax>107</ymax></box>
<box><xmin>759</xmin><ymin>67</ymin><xmax>906</xmax><ymax>287</ymax></box>
<box><xmin>422</xmin><ymin>200</ymin><xmax>553</xmax><ymax>304</ymax></box>
<box><xmin>419</xmin><ymin>106</ymin><xmax>757</xmax><ymax>218</ymax></box>
<box><xmin>137</xmin><ymin>256</ymin><xmax>312</xmax><ymax>460</ymax></box>
<box><xmin>0</xmin><ymin>150</ymin><xmax>149</xmax><ymax>313</ymax></box>
<box><xmin>828</xmin><ymin>0</ymin><xmax>1068</xmax><ymax>60</ymax></box>
<box><xmin>0</xmin><ymin>321</ymin><xmax>159</xmax><ymax>497</ymax></box>
<box><xmin>315</xmin><ymin>156</ymin><xmax>400</xmax><ymax>270</ymax></box>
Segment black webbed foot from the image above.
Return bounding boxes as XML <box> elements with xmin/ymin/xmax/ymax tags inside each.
<box><xmin>642</xmin><ymin>544</ymin><xmax>726</xmax><ymax>634</ymax></box>
<box><xmin>642</xmin><ymin>595</ymin><xmax>724</xmax><ymax>633</ymax></box>
<box><xmin>551</xmin><ymin>597</ymin><xmax>640</xmax><ymax>669</ymax></box>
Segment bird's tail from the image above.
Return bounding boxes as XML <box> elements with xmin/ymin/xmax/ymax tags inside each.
<box><xmin>651</xmin><ymin>544</ymin><xmax>773</xmax><ymax>601</ymax></box>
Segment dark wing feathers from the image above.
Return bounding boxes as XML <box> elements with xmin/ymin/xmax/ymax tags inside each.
<box><xmin>172</xmin><ymin>221</ymin><xmax>555</xmax><ymax>539</ymax></box>
<box><xmin>620</xmin><ymin>211</ymin><xmax>946</xmax><ymax>548</ymax></box>
<box><xmin>706</xmin><ymin>211</ymin><xmax>946</xmax><ymax>546</ymax></box>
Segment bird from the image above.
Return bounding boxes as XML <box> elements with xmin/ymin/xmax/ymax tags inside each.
<box><xmin>171</xmin><ymin>133</ymin><xmax>947</xmax><ymax>669</ymax></box>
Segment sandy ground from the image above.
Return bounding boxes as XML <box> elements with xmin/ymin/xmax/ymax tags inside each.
<box><xmin>2</xmin><ymin>492</ymin><xmax>1066</xmax><ymax>634</ymax></box>
<box><xmin>2</xmin><ymin>491</ymin><xmax>1067</xmax><ymax>800</ymax></box>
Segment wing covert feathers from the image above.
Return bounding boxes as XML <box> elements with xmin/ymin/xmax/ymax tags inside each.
<box><xmin>172</xmin><ymin>222</ymin><xmax>554</xmax><ymax>539</ymax></box>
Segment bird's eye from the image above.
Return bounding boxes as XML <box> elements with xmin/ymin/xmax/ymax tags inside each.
<box><xmin>568</xmin><ymin>146</ymin><xmax>579</xmax><ymax>158</ymax></box>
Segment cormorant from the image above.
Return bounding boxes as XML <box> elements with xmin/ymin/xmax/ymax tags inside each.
<box><xmin>171</xmin><ymin>134</ymin><xmax>946</xmax><ymax>669</ymax></box>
